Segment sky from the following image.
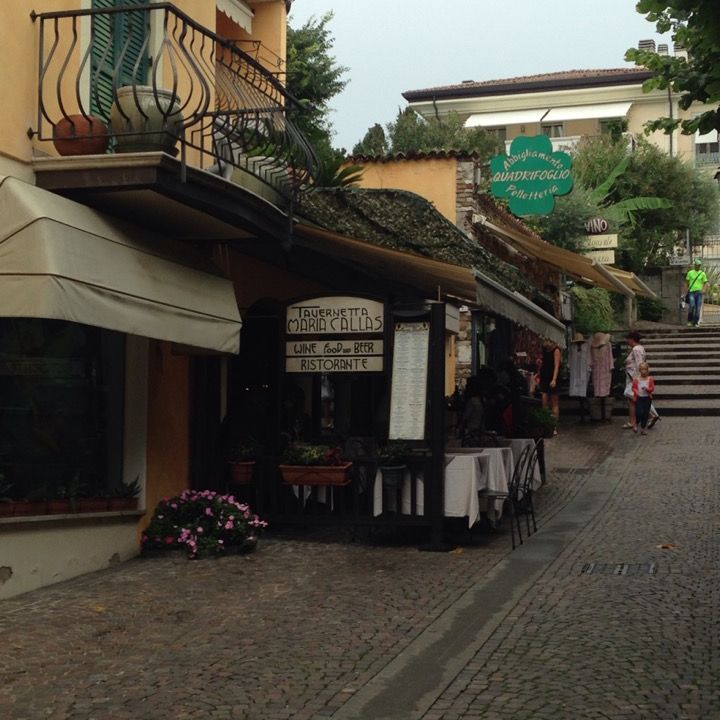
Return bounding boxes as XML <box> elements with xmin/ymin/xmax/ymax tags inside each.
<box><xmin>287</xmin><ymin>0</ymin><xmax>671</xmax><ymax>152</ymax></box>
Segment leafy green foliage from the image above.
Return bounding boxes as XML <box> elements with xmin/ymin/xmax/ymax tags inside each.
<box><xmin>281</xmin><ymin>444</ymin><xmax>345</xmax><ymax>466</ymax></box>
<box><xmin>287</xmin><ymin>12</ymin><xmax>349</xmax><ymax>165</ymax></box>
<box><xmin>637</xmin><ymin>296</ymin><xmax>666</xmax><ymax>321</ymax></box>
<box><xmin>570</xmin><ymin>286</ymin><xmax>617</xmax><ymax>334</ymax></box>
<box><xmin>626</xmin><ymin>0</ymin><xmax>720</xmax><ymax>136</ymax></box>
<box><xmin>538</xmin><ymin>135</ymin><xmax>719</xmax><ymax>272</ymax></box>
<box><xmin>353</xmin><ymin>108</ymin><xmax>502</xmax><ymax>160</ymax></box>
<box><xmin>311</xmin><ymin>156</ymin><xmax>365</xmax><ymax>188</ymax></box>
<box><xmin>142</xmin><ymin>490</ymin><xmax>267</xmax><ymax>559</ymax></box>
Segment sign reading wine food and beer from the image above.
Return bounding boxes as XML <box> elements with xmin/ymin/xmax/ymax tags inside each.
<box><xmin>285</xmin><ymin>296</ymin><xmax>384</xmax><ymax>373</ymax></box>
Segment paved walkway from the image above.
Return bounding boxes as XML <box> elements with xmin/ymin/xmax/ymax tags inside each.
<box><xmin>3</xmin><ymin>418</ymin><xmax>717</xmax><ymax>719</ymax></box>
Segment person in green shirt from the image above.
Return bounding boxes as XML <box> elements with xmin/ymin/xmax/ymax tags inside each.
<box><xmin>685</xmin><ymin>258</ymin><xmax>708</xmax><ymax>326</ymax></box>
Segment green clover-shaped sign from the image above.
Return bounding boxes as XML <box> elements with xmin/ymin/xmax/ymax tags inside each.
<box><xmin>490</xmin><ymin>135</ymin><xmax>573</xmax><ymax>216</ymax></box>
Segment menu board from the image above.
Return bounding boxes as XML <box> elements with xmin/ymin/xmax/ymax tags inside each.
<box><xmin>389</xmin><ymin>322</ymin><xmax>429</xmax><ymax>440</ymax></box>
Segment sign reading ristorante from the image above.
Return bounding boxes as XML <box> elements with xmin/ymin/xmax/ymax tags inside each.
<box><xmin>490</xmin><ymin>135</ymin><xmax>573</xmax><ymax>216</ymax></box>
<box><xmin>286</xmin><ymin>296</ymin><xmax>384</xmax><ymax>335</ymax></box>
<box><xmin>285</xmin><ymin>296</ymin><xmax>385</xmax><ymax>373</ymax></box>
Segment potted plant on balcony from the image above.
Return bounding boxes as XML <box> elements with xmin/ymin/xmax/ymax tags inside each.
<box><xmin>279</xmin><ymin>444</ymin><xmax>352</xmax><ymax>486</ymax></box>
<box><xmin>110</xmin><ymin>85</ymin><xmax>184</xmax><ymax>155</ymax></box>
<box><xmin>52</xmin><ymin>114</ymin><xmax>109</xmax><ymax>156</ymax></box>
<box><xmin>378</xmin><ymin>440</ymin><xmax>411</xmax><ymax>488</ymax></box>
<box><xmin>227</xmin><ymin>440</ymin><xmax>261</xmax><ymax>486</ymax></box>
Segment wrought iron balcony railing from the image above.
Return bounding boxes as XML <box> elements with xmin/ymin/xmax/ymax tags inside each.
<box><xmin>31</xmin><ymin>3</ymin><xmax>317</xmax><ymax>203</ymax></box>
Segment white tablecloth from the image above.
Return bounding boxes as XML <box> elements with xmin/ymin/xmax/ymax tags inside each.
<box><xmin>372</xmin><ymin>449</ymin><xmax>513</xmax><ymax>527</ymax></box>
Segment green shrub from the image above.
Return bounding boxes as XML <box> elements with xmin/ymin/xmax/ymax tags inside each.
<box><xmin>637</xmin><ymin>296</ymin><xmax>665</xmax><ymax>322</ymax></box>
<box><xmin>570</xmin><ymin>286</ymin><xmax>616</xmax><ymax>334</ymax></box>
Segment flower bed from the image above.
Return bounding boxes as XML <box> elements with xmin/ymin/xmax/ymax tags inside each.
<box><xmin>141</xmin><ymin>489</ymin><xmax>267</xmax><ymax>559</ymax></box>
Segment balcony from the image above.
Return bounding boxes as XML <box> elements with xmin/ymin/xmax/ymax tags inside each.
<box><xmin>30</xmin><ymin>3</ymin><xmax>316</xmax><ymax>208</ymax></box>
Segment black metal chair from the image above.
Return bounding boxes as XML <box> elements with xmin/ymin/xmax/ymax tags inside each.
<box><xmin>516</xmin><ymin>439</ymin><xmax>542</xmax><ymax>537</ymax></box>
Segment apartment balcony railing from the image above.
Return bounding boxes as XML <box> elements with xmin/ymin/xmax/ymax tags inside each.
<box><xmin>30</xmin><ymin>3</ymin><xmax>317</xmax><ymax>203</ymax></box>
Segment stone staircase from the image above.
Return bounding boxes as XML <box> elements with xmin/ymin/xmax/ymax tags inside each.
<box><xmin>642</xmin><ymin>327</ymin><xmax>720</xmax><ymax>416</ymax></box>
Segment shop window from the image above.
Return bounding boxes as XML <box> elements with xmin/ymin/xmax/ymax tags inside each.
<box><xmin>486</xmin><ymin>127</ymin><xmax>507</xmax><ymax>142</ymax></box>
<box><xmin>0</xmin><ymin>319</ymin><xmax>125</xmax><ymax>507</ymax></box>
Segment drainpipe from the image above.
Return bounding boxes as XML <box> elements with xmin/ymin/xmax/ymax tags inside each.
<box><xmin>667</xmin><ymin>86</ymin><xmax>674</xmax><ymax>157</ymax></box>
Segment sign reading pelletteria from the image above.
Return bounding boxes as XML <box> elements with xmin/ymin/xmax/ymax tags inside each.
<box><xmin>490</xmin><ymin>135</ymin><xmax>573</xmax><ymax>216</ymax></box>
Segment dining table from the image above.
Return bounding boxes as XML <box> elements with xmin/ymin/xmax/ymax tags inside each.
<box><xmin>372</xmin><ymin>447</ymin><xmax>514</xmax><ymax>527</ymax></box>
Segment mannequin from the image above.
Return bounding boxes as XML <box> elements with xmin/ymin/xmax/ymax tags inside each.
<box><xmin>590</xmin><ymin>331</ymin><xmax>614</xmax><ymax>398</ymax></box>
<box><xmin>568</xmin><ymin>332</ymin><xmax>591</xmax><ymax>397</ymax></box>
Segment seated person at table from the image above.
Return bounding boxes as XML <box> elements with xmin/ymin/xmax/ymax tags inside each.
<box><xmin>486</xmin><ymin>384</ymin><xmax>513</xmax><ymax>437</ymax></box>
<box><xmin>459</xmin><ymin>376</ymin><xmax>486</xmax><ymax>446</ymax></box>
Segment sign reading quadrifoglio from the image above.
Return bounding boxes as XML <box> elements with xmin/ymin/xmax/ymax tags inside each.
<box><xmin>490</xmin><ymin>135</ymin><xmax>573</xmax><ymax>216</ymax></box>
<box><xmin>285</xmin><ymin>296</ymin><xmax>384</xmax><ymax>373</ymax></box>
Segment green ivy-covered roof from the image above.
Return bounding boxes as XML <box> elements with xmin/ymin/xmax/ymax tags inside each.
<box><xmin>297</xmin><ymin>188</ymin><xmax>538</xmax><ymax>296</ymax></box>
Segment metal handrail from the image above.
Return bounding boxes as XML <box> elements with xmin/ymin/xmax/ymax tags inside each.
<box><xmin>31</xmin><ymin>3</ymin><xmax>317</xmax><ymax>201</ymax></box>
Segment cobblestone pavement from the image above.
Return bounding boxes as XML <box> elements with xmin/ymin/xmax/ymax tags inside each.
<box><xmin>1</xmin><ymin>417</ymin><xmax>681</xmax><ymax>720</ymax></box>
<box><xmin>422</xmin><ymin>418</ymin><xmax>720</xmax><ymax>720</ymax></box>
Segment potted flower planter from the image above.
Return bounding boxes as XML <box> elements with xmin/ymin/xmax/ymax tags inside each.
<box><xmin>46</xmin><ymin>499</ymin><xmax>71</xmax><ymax>514</ymax></box>
<box><xmin>279</xmin><ymin>462</ymin><xmax>352</xmax><ymax>486</ymax></box>
<box><xmin>108</xmin><ymin>497</ymin><xmax>139</xmax><ymax>512</ymax></box>
<box><xmin>379</xmin><ymin>465</ymin><xmax>406</xmax><ymax>488</ymax></box>
<box><xmin>77</xmin><ymin>497</ymin><xmax>109</xmax><ymax>513</ymax></box>
<box><xmin>52</xmin><ymin>114</ymin><xmax>109</xmax><ymax>156</ymax></box>
<box><xmin>12</xmin><ymin>500</ymin><xmax>47</xmax><ymax>516</ymax></box>
<box><xmin>110</xmin><ymin>86</ymin><xmax>184</xmax><ymax>155</ymax></box>
<box><xmin>228</xmin><ymin>460</ymin><xmax>256</xmax><ymax>485</ymax></box>
<box><xmin>0</xmin><ymin>502</ymin><xmax>14</xmax><ymax>517</ymax></box>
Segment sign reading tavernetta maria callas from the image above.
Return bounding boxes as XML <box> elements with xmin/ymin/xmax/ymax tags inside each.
<box><xmin>285</xmin><ymin>296</ymin><xmax>384</xmax><ymax>373</ymax></box>
<box><xmin>490</xmin><ymin>135</ymin><xmax>573</xmax><ymax>216</ymax></box>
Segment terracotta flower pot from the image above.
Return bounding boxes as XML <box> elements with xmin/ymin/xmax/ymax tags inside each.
<box><xmin>0</xmin><ymin>502</ymin><xmax>14</xmax><ymax>517</ymax></box>
<box><xmin>52</xmin><ymin>114</ymin><xmax>109</xmax><ymax>156</ymax></box>
<box><xmin>12</xmin><ymin>500</ymin><xmax>47</xmax><ymax>516</ymax></box>
<box><xmin>77</xmin><ymin>498</ymin><xmax>110</xmax><ymax>513</ymax></box>
<box><xmin>228</xmin><ymin>461</ymin><xmax>256</xmax><ymax>485</ymax></box>
<box><xmin>46</xmin><ymin>499</ymin><xmax>71</xmax><ymax>514</ymax></box>
<box><xmin>108</xmin><ymin>497</ymin><xmax>139</xmax><ymax>511</ymax></box>
<box><xmin>279</xmin><ymin>462</ymin><xmax>352</xmax><ymax>486</ymax></box>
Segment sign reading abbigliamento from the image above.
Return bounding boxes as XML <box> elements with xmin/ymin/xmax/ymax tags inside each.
<box><xmin>490</xmin><ymin>135</ymin><xmax>573</xmax><ymax>216</ymax></box>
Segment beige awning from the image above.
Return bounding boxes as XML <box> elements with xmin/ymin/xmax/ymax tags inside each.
<box><xmin>479</xmin><ymin>217</ymin><xmax>636</xmax><ymax>297</ymax></box>
<box><xmin>475</xmin><ymin>270</ymin><xmax>566</xmax><ymax>347</ymax></box>
<box><xmin>216</xmin><ymin>0</ymin><xmax>253</xmax><ymax>31</ymax></box>
<box><xmin>543</xmin><ymin>102</ymin><xmax>632</xmax><ymax>123</ymax></box>
<box><xmin>465</xmin><ymin>109</ymin><xmax>548</xmax><ymax>128</ymax></box>
<box><xmin>294</xmin><ymin>222</ymin><xmax>564</xmax><ymax>343</ymax></box>
<box><xmin>605</xmin><ymin>267</ymin><xmax>657</xmax><ymax>299</ymax></box>
<box><xmin>0</xmin><ymin>176</ymin><xmax>241</xmax><ymax>353</ymax></box>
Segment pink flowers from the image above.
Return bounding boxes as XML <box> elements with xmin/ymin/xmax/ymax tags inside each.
<box><xmin>142</xmin><ymin>489</ymin><xmax>268</xmax><ymax>558</ymax></box>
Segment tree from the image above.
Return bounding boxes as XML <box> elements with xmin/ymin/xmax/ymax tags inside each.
<box><xmin>533</xmin><ymin>135</ymin><xmax>718</xmax><ymax>272</ymax></box>
<box><xmin>353</xmin><ymin>108</ymin><xmax>502</xmax><ymax>160</ymax></box>
<box><xmin>286</xmin><ymin>12</ymin><xmax>348</xmax><ymax>166</ymax></box>
<box><xmin>352</xmin><ymin>124</ymin><xmax>388</xmax><ymax>156</ymax></box>
<box><xmin>626</xmin><ymin>1</ymin><xmax>720</xmax><ymax>135</ymax></box>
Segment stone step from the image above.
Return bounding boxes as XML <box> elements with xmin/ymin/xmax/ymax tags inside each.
<box><xmin>654</xmin><ymin>387</ymin><xmax>720</xmax><ymax>398</ymax></box>
<box><xmin>651</xmin><ymin>375</ymin><xmax>720</xmax><ymax>385</ymax></box>
<box><xmin>647</xmin><ymin>351</ymin><xmax>720</xmax><ymax>360</ymax></box>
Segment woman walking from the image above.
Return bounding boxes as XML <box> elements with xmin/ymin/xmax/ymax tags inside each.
<box><xmin>539</xmin><ymin>339</ymin><xmax>562</xmax><ymax>435</ymax></box>
<box><xmin>623</xmin><ymin>331</ymin><xmax>660</xmax><ymax>431</ymax></box>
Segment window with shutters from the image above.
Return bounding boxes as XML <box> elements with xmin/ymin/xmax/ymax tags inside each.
<box><xmin>90</xmin><ymin>0</ymin><xmax>150</xmax><ymax>120</ymax></box>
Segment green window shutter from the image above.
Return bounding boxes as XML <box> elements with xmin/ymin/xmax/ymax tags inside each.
<box><xmin>91</xmin><ymin>0</ymin><xmax>149</xmax><ymax>119</ymax></box>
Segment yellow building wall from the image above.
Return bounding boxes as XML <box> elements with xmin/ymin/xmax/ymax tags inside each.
<box><xmin>249</xmin><ymin>1</ymin><xmax>287</xmax><ymax>70</ymax></box>
<box><xmin>354</xmin><ymin>158</ymin><xmax>458</xmax><ymax>224</ymax></box>
<box><xmin>0</xmin><ymin>0</ymin><xmax>84</xmax><ymax>165</ymax></box>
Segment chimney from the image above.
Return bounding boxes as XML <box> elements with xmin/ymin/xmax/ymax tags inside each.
<box><xmin>638</xmin><ymin>39</ymin><xmax>656</xmax><ymax>53</ymax></box>
<box><xmin>657</xmin><ymin>44</ymin><xmax>669</xmax><ymax>55</ymax></box>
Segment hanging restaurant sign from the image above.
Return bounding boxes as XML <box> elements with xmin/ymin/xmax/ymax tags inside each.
<box><xmin>286</xmin><ymin>296</ymin><xmax>384</xmax><ymax>335</ymax></box>
<box><xmin>490</xmin><ymin>135</ymin><xmax>573</xmax><ymax>216</ymax></box>
<box><xmin>285</xmin><ymin>296</ymin><xmax>385</xmax><ymax>373</ymax></box>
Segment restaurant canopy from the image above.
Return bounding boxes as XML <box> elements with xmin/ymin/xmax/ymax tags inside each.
<box><xmin>0</xmin><ymin>175</ymin><xmax>241</xmax><ymax>353</ymax></box>
<box><xmin>294</xmin><ymin>223</ymin><xmax>566</xmax><ymax>346</ymax></box>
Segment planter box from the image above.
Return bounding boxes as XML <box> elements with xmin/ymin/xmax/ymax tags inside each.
<box><xmin>228</xmin><ymin>460</ymin><xmax>256</xmax><ymax>485</ymax></box>
<box><xmin>279</xmin><ymin>462</ymin><xmax>352</xmax><ymax>486</ymax></box>
<box><xmin>108</xmin><ymin>497</ymin><xmax>139</xmax><ymax>512</ymax></box>
<box><xmin>12</xmin><ymin>501</ymin><xmax>47</xmax><ymax>516</ymax></box>
<box><xmin>0</xmin><ymin>502</ymin><xmax>14</xmax><ymax>517</ymax></box>
<box><xmin>46</xmin><ymin>500</ymin><xmax>71</xmax><ymax>514</ymax></box>
<box><xmin>77</xmin><ymin>498</ymin><xmax>110</xmax><ymax>513</ymax></box>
